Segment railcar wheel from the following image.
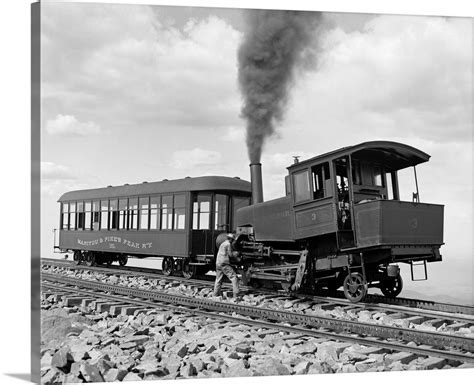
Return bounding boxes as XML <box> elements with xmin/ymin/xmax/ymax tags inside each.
<box><xmin>73</xmin><ymin>250</ymin><xmax>82</xmax><ymax>265</ymax></box>
<box><xmin>118</xmin><ymin>255</ymin><xmax>128</xmax><ymax>266</ymax></box>
<box><xmin>84</xmin><ymin>251</ymin><xmax>95</xmax><ymax>267</ymax></box>
<box><xmin>106</xmin><ymin>257</ymin><xmax>113</xmax><ymax>266</ymax></box>
<box><xmin>162</xmin><ymin>256</ymin><xmax>174</xmax><ymax>276</ymax></box>
<box><xmin>380</xmin><ymin>274</ymin><xmax>403</xmax><ymax>298</ymax></box>
<box><xmin>182</xmin><ymin>259</ymin><xmax>196</xmax><ymax>279</ymax></box>
<box><xmin>343</xmin><ymin>272</ymin><xmax>368</xmax><ymax>303</ymax></box>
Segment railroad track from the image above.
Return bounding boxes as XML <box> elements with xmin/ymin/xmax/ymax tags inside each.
<box><xmin>42</xmin><ymin>258</ymin><xmax>474</xmax><ymax>317</ymax></box>
<box><xmin>41</xmin><ymin>272</ymin><xmax>474</xmax><ymax>366</ymax></box>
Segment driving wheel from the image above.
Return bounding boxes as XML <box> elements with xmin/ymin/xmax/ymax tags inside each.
<box><xmin>380</xmin><ymin>274</ymin><xmax>403</xmax><ymax>298</ymax></box>
<box><xmin>162</xmin><ymin>256</ymin><xmax>174</xmax><ymax>276</ymax></box>
<box><xmin>343</xmin><ymin>272</ymin><xmax>368</xmax><ymax>303</ymax></box>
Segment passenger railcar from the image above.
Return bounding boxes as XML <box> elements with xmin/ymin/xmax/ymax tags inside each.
<box><xmin>235</xmin><ymin>141</ymin><xmax>444</xmax><ymax>302</ymax></box>
<box><xmin>56</xmin><ymin>176</ymin><xmax>251</xmax><ymax>278</ymax></box>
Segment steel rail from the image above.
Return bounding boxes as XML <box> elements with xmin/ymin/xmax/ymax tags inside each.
<box><xmin>42</xmin><ymin>259</ymin><xmax>474</xmax><ymax>322</ymax></box>
<box><xmin>41</xmin><ymin>272</ymin><xmax>474</xmax><ymax>355</ymax></box>
<box><xmin>41</xmin><ymin>280</ymin><xmax>474</xmax><ymax>365</ymax></box>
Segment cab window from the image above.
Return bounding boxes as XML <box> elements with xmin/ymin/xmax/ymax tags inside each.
<box><xmin>293</xmin><ymin>170</ymin><xmax>311</xmax><ymax>203</ymax></box>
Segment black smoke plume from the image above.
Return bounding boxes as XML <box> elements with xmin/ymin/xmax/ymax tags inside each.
<box><xmin>238</xmin><ymin>9</ymin><xmax>321</xmax><ymax>163</ymax></box>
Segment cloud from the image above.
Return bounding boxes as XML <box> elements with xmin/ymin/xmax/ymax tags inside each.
<box><xmin>222</xmin><ymin>126</ymin><xmax>245</xmax><ymax>142</ymax></box>
<box><xmin>41</xmin><ymin>4</ymin><xmax>242</xmax><ymax>132</ymax></box>
<box><xmin>170</xmin><ymin>148</ymin><xmax>222</xmax><ymax>169</ymax></box>
<box><xmin>45</xmin><ymin>114</ymin><xmax>101</xmax><ymax>136</ymax></box>
<box><xmin>284</xmin><ymin>15</ymin><xmax>471</xmax><ymax>147</ymax></box>
<box><xmin>41</xmin><ymin>161</ymin><xmax>77</xmax><ymax>180</ymax></box>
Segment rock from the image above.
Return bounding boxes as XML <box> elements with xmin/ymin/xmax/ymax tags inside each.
<box><xmin>205</xmin><ymin>344</ymin><xmax>218</xmax><ymax>354</ymax></box>
<box><xmin>290</xmin><ymin>341</ymin><xmax>317</xmax><ymax>355</ymax></box>
<box><xmin>119</xmin><ymin>342</ymin><xmax>137</xmax><ymax>350</ymax></box>
<box><xmin>384</xmin><ymin>352</ymin><xmax>417</xmax><ymax>365</ymax></box>
<box><xmin>80</xmin><ymin>362</ymin><xmax>104</xmax><ymax>382</ymax></box>
<box><xmin>123</xmin><ymin>334</ymin><xmax>150</xmax><ymax>346</ymax></box>
<box><xmin>41</xmin><ymin>368</ymin><xmax>60</xmax><ymax>384</ymax></box>
<box><xmin>62</xmin><ymin>373</ymin><xmax>82</xmax><ymax>383</ymax></box>
<box><xmin>315</xmin><ymin>344</ymin><xmax>339</xmax><ymax>363</ymax></box>
<box><xmin>252</xmin><ymin>358</ymin><xmax>290</xmax><ymax>376</ymax></box>
<box><xmin>235</xmin><ymin>344</ymin><xmax>252</xmax><ymax>354</ymax></box>
<box><xmin>174</xmin><ymin>343</ymin><xmax>188</xmax><ymax>358</ymax></box>
<box><xmin>190</xmin><ymin>358</ymin><xmax>205</xmax><ymax>372</ymax></box>
<box><xmin>135</xmin><ymin>359</ymin><xmax>161</xmax><ymax>375</ymax></box>
<box><xmin>180</xmin><ymin>363</ymin><xmax>197</xmax><ymax>377</ymax></box>
<box><xmin>225</xmin><ymin>360</ymin><xmax>251</xmax><ymax>377</ymax></box>
<box><xmin>51</xmin><ymin>347</ymin><xmax>73</xmax><ymax>369</ymax></box>
<box><xmin>420</xmin><ymin>357</ymin><xmax>447</xmax><ymax>370</ymax></box>
<box><xmin>187</xmin><ymin>342</ymin><xmax>200</xmax><ymax>354</ymax></box>
<box><xmin>122</xmin><ymin>372</ymin><xmax>143</xmax><ymax>381</ymax></box>
<box><xmin>104</xmin><ymin>368</ymin><xmax>128</xmax><ymax>382</ymax></box>
<box><xmin>293</xmin><ymin>361</ymin><xmax>311</xmax><ymax>375</ymax></box>
<box><xmin>40</xmin><ymin>352</ymin><xmax>53</xmax><ymax>371</ymax></box>
<box><xmin>339</xmin><ymin>350</ymin><xmax>368</xmax><ymax>363</ymax></box>
<box><xmin>161</xmin><ymin>354</ymin><xmax>182</xmax><ymax>375</ymax></box>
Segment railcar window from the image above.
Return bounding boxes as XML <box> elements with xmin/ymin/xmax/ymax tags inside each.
<box><xmin>293</xmin><ymin>170</ymin><xmax>311</xmax><ymax>203</ymax></box>
<box><xmin>84</xmin><ymin>201</ymin><xmax>92</xmax><ymax>230</ymax></box>
<box><xmin>150</xmin><ymin>196</ymin><xmax>160</xmax><ymax>230</ymax></box>
<box><xmin>215</xmin><ymin>194</ymin><xmax>228</xmax><ymax>231</ymax></box>
<box><xmin>100</xmin><ymin>200</ymin><xmax>109</xmax><ymax>230</ymax></box>
<box><xmin>129</xmin><ymin>198</ymin><xmax>138</xmax><ymax>230</ymax></box>
<box><xmin>77</xmin><ymin>201</ymin><xmax>85</xmax><ymax>230</ymax></box>
<box><xmin>92</xmin><ymin>201</ymin><xmax>100</xmax><ymax>230</ymax></box>
<box><xmin>70</xmin><ymin>202</ymin><xmax>76</xmax><ymax>230</ymax></box>
<box><xmin>193</xmin><ymin>195</ymin><xmax>211</xmax><ymax>230</ymax></box>
<box><xmin>110</xmin><ymin>199</ymin><xmax>119</xmax><ymax>230</ymax></box>
<box><xmin>161</xmin><ymin>195</ymin><xmax>173</xmax><ymax>230</ymax></box>
<box><xmin>174</xmin><ymin>194</ymin><xmax>186</xmax><ymax>230</ymax></box>
<box><xmin>119</xmin><ymin>199</ymin><xmax>128</xmax><ymax>230</ymax></box>
<box><xmin>139</xmin><ymin>197</ymin><xmax>150</xmax><ymax>230</ymax></box>
<box><xmin>61</xmin><ymin>202</ymin><xmax>69</xmax><ymax>230</ymax></box>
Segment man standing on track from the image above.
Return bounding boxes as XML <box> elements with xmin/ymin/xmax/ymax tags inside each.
<box><xmin>213</xmin><ymin>233</ymin><xmax>240</xmax><ymax>299</ymax></box>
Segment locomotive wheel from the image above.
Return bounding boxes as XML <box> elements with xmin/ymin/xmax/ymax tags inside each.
<box><xmin>162</xmin><ymin>256</ymin><xmax>174</xmax><ymax>276</ymax></box>
<box><xmin>343</xmin><ymin>272</ymin><xmax>368</xmax><ymax>303</ymax></box>
<box><xmin>106</xmin><ymin>257</ymin><xmax>113</xmax><ymax>266</ymax></box>
<box><xmin>73</xmin><ymin>250</ymin><xmax>82</xmax><ymax>265</ymax></box>
<box><xmin>380</xmin><ymin>274</ymin><xmax>403</xmax><ymax>298</ymax></box>
<box><xmin>119</xmin><ymin>255</ymin><xmax>128</xmax><ymax>266</ymax></box>
<box><xmin>182</xmin><ymin>259</ymin><xmax>196</xmax><ymax>279</ymax></box>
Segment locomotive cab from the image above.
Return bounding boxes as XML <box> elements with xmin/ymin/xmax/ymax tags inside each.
<box><xmin>287</xmin><ymin>141</ymin><xmax>444</xmax><ymax>301</ymax></box>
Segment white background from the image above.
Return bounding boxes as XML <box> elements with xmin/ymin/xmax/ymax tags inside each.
<box><xmin>0</xmin><ymin>1</ymin><xmax>472</xmax><ymax>384</ymax></box>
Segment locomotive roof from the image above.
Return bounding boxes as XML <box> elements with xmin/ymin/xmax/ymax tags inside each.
<box><xmin>288</xmin><ymin>141</ymin><xmax>430</xmax><ymax>171</ymax></box>
<box><xmin>58</xmin><ymin>176</ymin><xmax>251</xmax><ymax>202</ymax></box>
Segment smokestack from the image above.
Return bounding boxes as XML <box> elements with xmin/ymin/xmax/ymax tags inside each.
<box><xmin>249</xmin><ymin>163</ymin><xmax>264</xmax><ymax>204</ymax></box>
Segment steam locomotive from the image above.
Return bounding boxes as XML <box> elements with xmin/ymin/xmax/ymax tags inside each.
<box><xmin>56</xmin><ymin>141</ymin><xmax>444</xmax><ymax>302</ymax></box>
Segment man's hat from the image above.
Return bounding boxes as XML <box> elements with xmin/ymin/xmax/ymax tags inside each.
<box><xmin>226</xmin><ymin>233</ymin><xmax>236</xmax><ymax>240</ymax></box>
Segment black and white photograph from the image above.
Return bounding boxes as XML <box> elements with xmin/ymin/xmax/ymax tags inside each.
<box><xmin>13</xmin><ymin>0</ymin><xmax>474</xmax><ymax>384</ymax></box>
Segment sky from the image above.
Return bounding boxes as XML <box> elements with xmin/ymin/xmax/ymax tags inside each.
<box><xmin>40</xmin><ymin>2</ymin><xmax>473</xmax><ymax>304</ymax></box>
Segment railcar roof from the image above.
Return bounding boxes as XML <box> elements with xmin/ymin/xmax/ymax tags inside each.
<box><xmin>288</xmin><ymin>141</ymin><xmax>430</xmax><ymax>171</ymax></box>
<box><xmin>58</xmin><ymin>176</ymin><xmax>251</xmax><ymax>202</ymax></box>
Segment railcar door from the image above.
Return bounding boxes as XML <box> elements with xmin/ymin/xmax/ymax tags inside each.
<box><xmin>191</xmin><ymin>193</ymin><xmax>213</xmax><ymax>259</ymax></box>
<box><xmin>334</xmin><ymin>157</ymin><xmax>356</xmax><ymax>249</ymax></box>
